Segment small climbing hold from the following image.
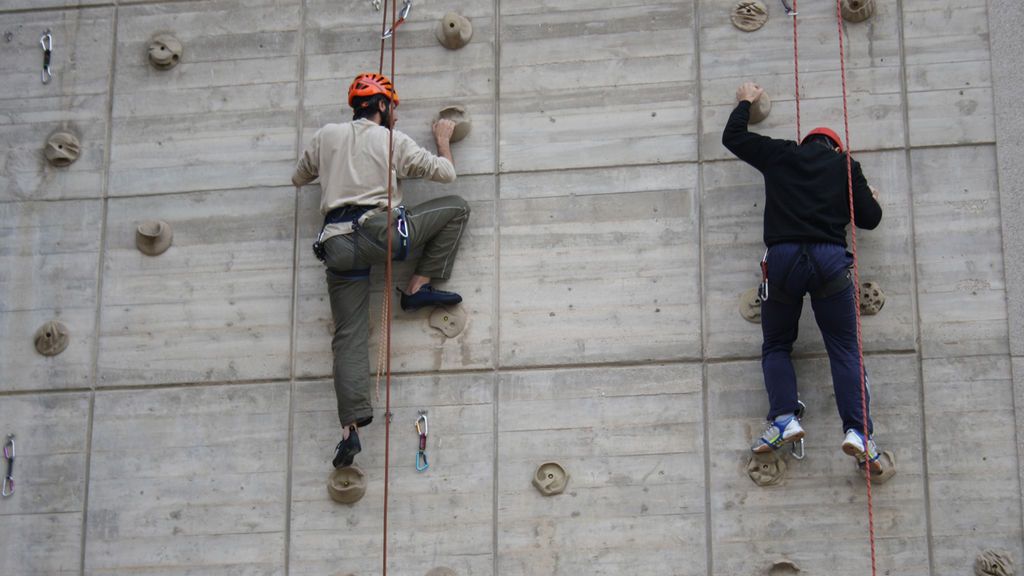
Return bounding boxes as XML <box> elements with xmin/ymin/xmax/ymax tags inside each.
<box><xmin>532</xmin><ymin>462</ymin><xmax>569</xmax><ymax>496</ymax></box>
<box><xmin>859</xmin><ymin>281</ymin><xmax>885</xmax><ymax>315</ymax></box>
<box><xmin>841</xmin><ymin>0</ymin><xmax>875</xmax><ymax>23</ymax></box>
<box><xmin>435</xmin><ymin>12</ymin><xmax>472</xmax><ymax>50</ymax></box>
<box><xmin>44</xmin><ymin>131</ymin><xmax>80</xmax><ymax>167</ymax></box>
<box><xmin>425</xmin><ymin>568</ymin><xmax>458</xmax><ymax>576</ymax></box>
<box><xmin>438</xmin><ymin>105</ymin><xmax>471</xmax><ymax>143</ymax></box>
<box><xmin>731</xmin><ymin>1</ymin><xmax>769</xmax><ymax>32</ymax></box>
<box><xmin>328</xmin><ymin>465</ymin><xmax>367</xmax><ymax>504</ymax></box>
<box><xmin>768</xmin><ymin>559</ymin><xmax>801</xmax><ymax>575</ymax></box>
<box><xmin>975</xmin><ymin>549</ymin><xmax>1015</xmax><ymax>576</ymax></box>
<box><xmin>864</xmin><ymin>450</ymin><xmax>897</xmax><ymax>484</ymax></box>
<box><xmin>739</xmin><ymin>286</ymin><xmax>763</xmax><ymax>324</ymax></box>
<box><xmin>746</xmin><ymin>451</ymin><xmax>787</xmax><ymax>487</ymax></box>
<box><xmin>429</xmin><ymin>304</ymin><xmax>467</xmax><ymax>338</ymax></box>
<box><xmin>34</xmin><ymin>320</ymin><xmax>69</xmax><ymax>356</ymax></box>
<box><xmin>136</xmin><ymin>220</ymin><xmax>173</xmax><ymax>256</ymax></box>
<box><xmin>749</xmin><ymin>91</ymin><xmax>771</xmax><ymax>124</ymax></box>
<box><xmin>148</xmin><ymin>34</ymin><xmax>183</xmax><ymax>70</ymax></box>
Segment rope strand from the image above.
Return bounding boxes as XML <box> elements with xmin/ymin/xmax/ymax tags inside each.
<box><xmin>791</xmin><ymin>0</ymin><xmax>802</xmax><ymax>141</ymax></box>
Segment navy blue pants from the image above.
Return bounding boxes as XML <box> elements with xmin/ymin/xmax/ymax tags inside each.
<box><xmin>761</xmin><ymin>242</ymin><xmax>872</xmax><ymax>435</ymax></box>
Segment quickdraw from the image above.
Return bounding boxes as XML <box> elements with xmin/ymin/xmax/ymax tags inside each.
<box><xmin>415</xmin><ymin>411</ymin><xmax>429</xmax><ymax>472</ymax></box>
<box><xmin>40</xmin><ymin>29</ymin><xmax>53</xmax><ymax>85</ymax></box>
<box><xmin>2</xmin><ymin>434</ymin><xmax>14</xmax><ymax>497</ymax></box>
<box><xmin>382</xmin><ymin>0</ymin><xmax>411</xmax><ymax>39</ymax></box>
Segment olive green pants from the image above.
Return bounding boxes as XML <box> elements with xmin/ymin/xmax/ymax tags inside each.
<box><xmin>322</xmin><ymin>195</ymin><xmax>470</xmax><ymax>427</ymax></box>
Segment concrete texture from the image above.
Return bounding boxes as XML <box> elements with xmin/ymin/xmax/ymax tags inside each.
<box><xmin>0</xmin><ymin>0</ymin><xmax>1022</xmax><ymax>574</ymax></box>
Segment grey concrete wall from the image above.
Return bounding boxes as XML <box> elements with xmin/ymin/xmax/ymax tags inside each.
<box><xmin>0</xmin><ymin>1</ymin><xmax>1021</xmax><ymax>575</ymax></box>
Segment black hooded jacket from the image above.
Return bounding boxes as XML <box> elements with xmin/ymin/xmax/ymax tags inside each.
<box><xmin>722</xmin><ymin>100</ymin><xmax>882</xmax><ymax>247</ymax></box>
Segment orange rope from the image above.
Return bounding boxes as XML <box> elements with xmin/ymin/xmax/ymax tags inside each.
<box><xmin>382</xmin><ymin>0</ymin><xmax>397</xmax><ymax>569</ymax></box>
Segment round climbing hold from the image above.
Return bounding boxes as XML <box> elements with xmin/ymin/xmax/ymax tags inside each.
<box><xmin>731</xmin><ymin>1</ymin><xmax>769</xmax><ymax>32</ymax></box>
<box><xmin>859</xmin><ymin>281</ymin><xmax>885</xmax><ymax>315</ymax></box>
<box><xmin>841</xmin><ymin>0</ymin><xmax>875</xmax><ymax>23</ymax></box>
<box><xmin>975</xmin><ymin>549</ymin><xmax>1015</xmax><ymax>576</ymax></box>
<box><xmin>739</xmin><ymin>286</ymin><xmax>763</xmax><ymax>324</ymax></box>
<box><xmin>438</xmin><ymin>105</ymin><xmax>472</xmax><ymax>143</ymax></box>
<box><xmin>148</xmin><ymin>34</ymin><xmax>183</xmax><ymax>70</ymax></box>
<box><xmin>532</xmin><ymin>462</ymin><xmax>569</xmax><ymax>496</ymax></box>
<box><xmin>746</xmin><ymin>451</ymin><xmax>786</xmax><ymax>487</ymax></box>
<box><xmin>328</xmin><ymin>465</ymin><xmax>367</xmax><ymax>504</ymax></box>
<box><xmin>136</xmin><ymin>220</ymin><xmax>173</xmax><ymax>256</ymax></box>
<box><xmin>34</xmin><ymin>319</ymin><xmax>70</xmax><ymax>357</ymax></box>
<box><xmin>769</xmin><ymin>559</ymin><xmax>801</xmax><ymax>575</ymax></box>
<box><xmin>429</xmin><ymin>304</ymin><xmax>467</xmax><ymax>338</ymax></box>
<box><xmin>866</xmin><ymin>450</ymin><xmax>897</xmax><ymax>484</ymax></box>
<box><xmin>425</xmin><ymin>568</ymin><xmax>458</xmax><ymax>576</ymax></box>
<box><xmin>44</xmin><ymin>130</ymin><xmax>81</xmax><ymax>168</ymax></box>
<box><xmin>435</xmin><ymin>12</ymin><xmax>473</xmax><ymax>50</ymax></box>
<box><xmin>749</xmin><ymin>92</ymin><xmax>771</xmax><ymax>124</ymax></box>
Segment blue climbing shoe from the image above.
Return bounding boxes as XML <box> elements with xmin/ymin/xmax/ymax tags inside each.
<box><xmin>842</xmin><ymin>429</ymin><xmax>882</xmax><ymax>475</ymax></box>
<box><xmin>332</xmin><ymin>427</ymin><xmax>361</xmax><ymax>469</ymax></box>
<box><xmin>399</xmin><ymin>285</ymin><xmax>462</xmax><ymax>312</ymax></box>
<box><xmin>751</xmin><ymin>415</ymin><xmax>805</xmax><ymax>454</ymax></box>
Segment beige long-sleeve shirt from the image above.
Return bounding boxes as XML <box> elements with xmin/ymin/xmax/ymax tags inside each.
<box><xmin>293</xmin><ymin>118</ymin><xmax>456</xmax><ymax>240</ymax></box>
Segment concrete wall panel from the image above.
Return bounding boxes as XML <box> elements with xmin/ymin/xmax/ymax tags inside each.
<box><xmin>497</xmin><ymin>364</ymin><xmax>706</xmax><ymax>575</ymax></box>
<box><xmin>912</xmin><ymin>146</ymin><xmax>1008</xmax><ymax>359</ymax></box>
<box><xmin>708</xmin><ymin>355</ymin><xmax>929</xmax><ymax>576</ymax></box>
<box><xmin>290</xmin><ymin>375</ymin><xmax>494</xmax><ymax>575</ymax></box>
<box><xmin>923</xmin><ymin>356</ymin><xmax>1022</xmax><ymax>575</ymax></box>
<box><xmin>0</xmin><ymin>200</ymin><xmax>101</xmax><ymax>392</ymax></box>
<box><xmin>98</xmin><ymin>188</ymin><xmax>294</xmax><ymax>387</ymax></box>
<box><xmin>108</xmin><ymin>0</ymin><xmax>300</xmax><ymax>197</ymax></box>
<box><xmin>500</xmin><ymin>164</ymin><xmax>700</xmax><ymax>367</ymax></box>
<box><xmin>0</xmin><ymin>8</ymin><xmax>112</xmax><ymax>202</ymax></box>
<box><xmin>85</xmin><ymin>383</ymin><xmax>289</xmax><ymax>575</ymax></box>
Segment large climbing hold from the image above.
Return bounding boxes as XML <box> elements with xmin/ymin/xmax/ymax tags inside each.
<box><xmin>45</xmin><ymin>130</ymin><xmax>80</xmax><ymax>167</ymax></box>
<box><xmin>859</xmin><ymin>281</ymin><xmax>885</xmax><ymax>315</ymax></box>
<box><xmin>768</xmin><ymin>559</ymin><xmax>801</xmax><ymax>575</ymax></box>
<box><xmin>739</xmin><ymin>286</ymin><xmax>763</xmax><ymax>323</ymax></box>
<box><xmin>841</xmin><ymin>0</ymin><xmax>875</xmax><ymax>23</ymax></box>
<box><xmin>328</xmin><ymin>465</ymin><xmax>367</xmax><ymax>504</ymax></box>
<box><xmin>746</xmin><ymin>450</ymin><xmax>787</xmax><ymax>487</ymax></box>
<box><xmin>438</xmin><ymin>105</ymin><xmax>472</xmax><ymax>143</ymax></box>
<box><xmin>749</xmin><ymin>91</ymin><xmax>772</xmax><ymax>124</ymax></box>
<box><xmin>136</xmin><ymin>220</ymin><xmax>173</xmax><ymax>256</ymax></box>
<box><xmin>532</xmin><ymin>462</ymin><xmax>569</xmax><ymax>496</ymax></box>
<box><xmin>975</xmin><ymin>549</ymin><xmax>1015</xmax><ymax>576</ymax></box>
<box><xmin>34</xmin><ymin>320</ymin><xmax>69</xmax><ymax>356</ymax></box>
<box><xmin>429</xmin><ymin>304</ymin><xmax>468</xmax><ymax>338</ymax></box>
<box><xmin>731</xmin><ymin>1</ymin><xmax>769</xmax><ymax>32</ymax></box>
<box><xmin>435</xmin><ymin>12</ymin><xmax>472</xmax><ymax>50</ymax></box>
<box><xmin>148</xmin><ymin>34</ymin><xmax>183</xmax><ymax>70</ymax></box>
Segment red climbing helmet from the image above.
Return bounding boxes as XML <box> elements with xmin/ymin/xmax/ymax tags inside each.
<box><xmin>802</xmin><ymin>127</ymin><xmax>844</xmax><ymax>152</ymax></box>
<box><xmin>348</xmin><ymin>73</ymin><xmax>399</xmax><ymax>108</ymax></box>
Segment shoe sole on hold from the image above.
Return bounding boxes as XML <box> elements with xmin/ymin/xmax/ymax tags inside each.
<box><xmin>842</xmin><ymin>438</ymin><xmax>883</xmax><ymax>475</ymax></box>
<box><xmin>751</xmin><ymin>429</ymin><xmax>805</xmax><ymax>454</ymax></box>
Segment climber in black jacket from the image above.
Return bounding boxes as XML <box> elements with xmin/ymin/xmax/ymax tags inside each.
<box><xmin>723</xmin><ymin>81</ymin><xmax>886</xmax><ymax>475</ymax></box>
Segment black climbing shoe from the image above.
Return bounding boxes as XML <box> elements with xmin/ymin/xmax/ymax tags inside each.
<box><xmin>332</xmin><ymin>427</ymin><xmax>361</xmax><ymax>469</ymax></box>
<box><xmin>398</xmin><ymin>285</ymin><xmax>462</xmax><ymax>312</ymax></box>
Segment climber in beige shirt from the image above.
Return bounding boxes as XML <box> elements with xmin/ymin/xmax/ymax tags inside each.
<box><xmin>292</xmin><ymin>73</ymin><xmax>470</xmax><ymax>470</ymax></box>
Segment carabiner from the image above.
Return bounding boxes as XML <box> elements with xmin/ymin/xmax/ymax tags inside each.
<box><xmin>370</xmin><ymin>0</ymin><xmax>381</xmax><ymax>10</ymax></box>
<box><xmin>2</xmin><ymin>434</ymin><xmax>14</xmax><ymax>497</ymax></box>
<box><xmin>397</xmin><ymin>214</ymin><xmax>409</xmax><ymax>239</ymax></box>
<box><xmin>416</xmin><ymin>450</ymin><xmax>429</xmax><ymax>471</ymax></box>
<box><xmin>40</xmin><ymin>29</ymin><xmax>53</xmax><ymax>85</ymax></box>
<box><xmin>415</xmin><ymin>411</ymin><xmax>428</xmax><ymax>471</ymax></box>
<box><xmin>382</xmin><ymin>0</ymin><xmax>412</xmax><ymax>39</ymax></box>
<box><xmin>416</xmin><ymin>411</ymin><xmax>428</xmax><ymax>439</ymax></box>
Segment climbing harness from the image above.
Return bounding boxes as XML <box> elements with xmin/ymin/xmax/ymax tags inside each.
<box><xmin>2</xmin><ymin>434</ymin><xmax>14</xmax><ymax>497</ymax></box>
<box><xmin>415</xmin><ymin>411</ymin><xmax>429</xmax><ymax>472</ymax></box>
<box><xmin>382</xmin><ymin>0</ymin><xmax>411</xmax><ymax>39</ymax></box>
<box><xmin>759</xmin><ymin>246</ymin><xmax>853</xmax><ymax>306</ymax></box>
<box><xmin>40</xmin><ymin>29</ymin><xmax>53</xmax><ymax>85</ymax></box>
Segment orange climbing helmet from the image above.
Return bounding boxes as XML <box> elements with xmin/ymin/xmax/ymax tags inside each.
<box><xmin>347</xmin><ymin>73</ymin><xmax>399</xmax><ymax>108</ymax></box>
<box><xmin>802</xmin><ymin>127</ymin><xmax>844</xmax><ymax>152</ymax></box>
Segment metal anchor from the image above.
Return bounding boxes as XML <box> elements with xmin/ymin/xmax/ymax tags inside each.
<box><xmin>382</xmin><ymin>0</ymin><xmax>412</xmax><ymax>39</ymax></box>
<box><xmin>40</xmin><ymin>29</ymin><xmax>53</xmax><ymax>84</ymax></box>
<box><xmin>2</xmin><ymin>434</ymin><xmax>15</xmax><ymax>497</ymax></box>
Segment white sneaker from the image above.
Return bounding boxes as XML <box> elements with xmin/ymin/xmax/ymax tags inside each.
<box><xmin>751</xmin><ymin>415</ymin><xmax>805</xmax><ymax>453</ymax></box>
<box><xmin>842</xmin><ymin>429</ymin><xmax>882</xmax><ymax>474</ymax></box>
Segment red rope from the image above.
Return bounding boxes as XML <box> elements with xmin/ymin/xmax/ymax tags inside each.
<box><xmin>380</xmin><ymin>1</ymin><xmax>396</xmax><ymax>574</ymax></box>
<box><xmin>833</xmin><ymin>3</ymin><xmax>877</xmax><ymax>575</ymax></box>
<box><xmin>790</xmin><ymin>0</ymin><xmax>802</xmax><ymax>141</ymax></box>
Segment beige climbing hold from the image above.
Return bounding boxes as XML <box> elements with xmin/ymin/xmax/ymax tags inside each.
<box><xmin>328</xmin><ymin>465</ymin><xmax>367</xmax><ymax>504</ymax></box>
<box><xmin>731</xmin><ymin>1</ymin><xmax>769</xmax><ymax>32</ymax></box>
<box><xmin>768</xmin><ymin>559</ymin><xmax>801</xmax><ymax>575</ymax></box>
<box><xmin>841</xmin><ymin>0</ymin><xmax>875</xmax><ymax>23</ymax></box>
<box><xmin>532</xmin><ymin>462</ymin><xmax>569</xmax><ymax>496</ymax></box>
<box><xmin>429</xmin><ymin>304</ymin><xmax>467</xmax><ymax>338</ymax></box>
<box><xmin>438</xmin><ymin>105</ymin><xmax>471</xmax><ymax>143</ymax></box>
<box><xmin>435</xmin><ymin>12</ymin><xmax>472</xmax><ymax>50</ymax></box>
<box><xmin>34</xmin><ymin>320</ymin><xmax>70</xmax><ymax>357</ymax></box>
<box><xmin>45</xmin><ymin>131</ymin><xmax>80</xmax><ymax>167</ymax></box>
<box><xmin>975</xmin><ymin>549</ymin><xmax>1015</xmax><ymax>576</ymax></box>
<box><xmin>425</xmin><ymin>568</ymin><xmax>458</xmax><ymax>576</ymax></box>
<box><xmin>747</xmin><ymin>451</ymin><xmax>787</xmax><ymax>487</ymax></box>
<box><xmin>865</xmin><ymin>450</ymin><xmax>897</xmax><ymax>484</ymax></box>
<box><xmin>739</xmin><ymin>286</ymin><xmax>763</xmax><ymax>324</ymax></box>
<box><xmin>859</xmin><ymin>281</ymin><xmax>885</xmax><ymax>315</ymax></box>
<box><xmin>148</xmin><ymin>34</ymin><xmax>183</xmax><ymax>70</ymax></box>
<box><xmin>136</xmin><ymin>220</ymin><xmax>173</xmax><ymax>256</ymax></box>
<box><xmin>749</xmin><ymin>92</ymin><xmax>772</xmax><ymax>124</ymax></box>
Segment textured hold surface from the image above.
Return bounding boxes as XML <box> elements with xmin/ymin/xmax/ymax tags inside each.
<box><xmin>327</xmin><ymin>466</ymin><xmax>367</xmax><ymax>504</ymax></box>
<box><xmin>749</xmin><ymin>92</ymin><xmax>771</xmax><ymax>124</ymax></box>
<box><xmin>439</xmin><ymin>105</ymin><xmax>472</xmax><ymax>143</ymax></box>
<box><xmin>436</xmin><ymin>12</ymin><xmax>473</xmax><ymax>50</ymax></box>
<box><xmin>860</xmin><ymin>280</ymin><xmax>885</xmax><ymax>315</ymax></box>
<box><xmin>976</xmin><ymin>549</ymin><xmax>1015</xmax><ymax>576</ymax></box>
<box><xmin>768</xmin><ymin>559</ymin><xmax>801</xmax><ymax>575</ymax></box>
<box><xmin>531</xmin><ymin>461</ymin><xmax>569</xmax><ymax>496</ymax></box>
<box><xmin>34</xmin><ymin>319</ymin><xmax>70</xmax><ymax>356</ymax></box>
<box><xmin>867</xmin><ymin>450</ymin><xmax>897</xmax><ymax>484</ymax></box>
<box><xmin>44</xmin><ymin>131</ymin><xmax>81</xmax><ymax>167</ymax></box>
<box><xmin>429</xmin><ymin>304</ymin><xmax>468</xmax><ymax>338</ymax></box>
<box><xmin>147</xmin><ymin>33</ymin><xmax>182</xmax><ymax>70</ymax></box>
<box><xmin>134</xmin><ymin>219</ymin><xmax>172</xmax><ymax>256</ymax></box>
<box><xmin>842</xmin><ymin>0</ymin><xmax>875</xmax><ymax>23</ymax></box>
<box><xmin>739</xmin><ymin>286</ymin><xmax>762</xmax><ymax>323</ymax></box>
<box><xmin>746</xmin><ymin>451</ymin><xmax>786</xmax><ymax>487</ymax></box>
<box><xmin>731</xmin><ymin>1</ymin><xmax>768</xmax><ymax>32</ymax></box>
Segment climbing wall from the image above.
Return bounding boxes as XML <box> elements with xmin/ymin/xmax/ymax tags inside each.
<box><xmin>1</xmin><ymin>0</ymin><xmax>1022</xmax><ymax>575</ymax></box>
